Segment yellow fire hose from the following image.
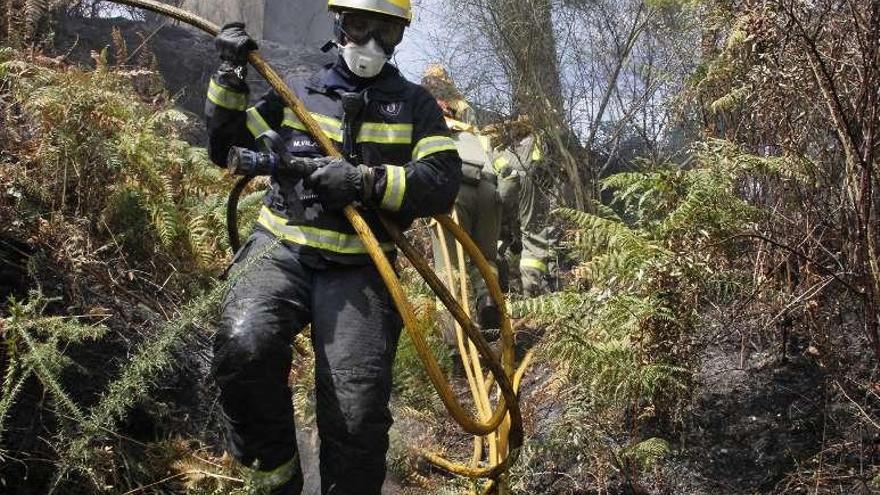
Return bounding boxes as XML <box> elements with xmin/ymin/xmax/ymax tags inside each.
<box><xmin>435</xmin><ymin>215</ymin><xmax>497</xmax><ymax>474</ymax></box>
<box><xmin>103</xmin><ymin>0</ymin><xmax>523</xmax><ymax>486</ymax></box>
<box><xmin>433</xmin><ymin>213</ymin><xmax>534</xmax><ymax>493</ymax></box>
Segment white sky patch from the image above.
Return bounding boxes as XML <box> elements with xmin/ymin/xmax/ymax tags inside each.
<box><xmin>393</xmin><ymin>0</ymin><xmax>444</xmax><ymax>81</ymax></box>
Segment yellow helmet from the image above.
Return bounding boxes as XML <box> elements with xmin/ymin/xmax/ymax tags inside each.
<box><xmin>423</xmin><ymin>63</ymin><xmax>451</xmax><ymax>82</ymax></box>
<box><xmin>422</xmin><ymin>63</ymin><xmax>462</xmax><ymax>102</ymax></box>
<box><xmin>328</xmin><ymin>0</ymin><xmax>412</xmax><ymax>24</ymax></box>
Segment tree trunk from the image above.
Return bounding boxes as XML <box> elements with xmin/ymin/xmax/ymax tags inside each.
<box><xmin>489</xmin><ymin>0</ymin><xmax>593</xmax><ymax>210</ymax></box>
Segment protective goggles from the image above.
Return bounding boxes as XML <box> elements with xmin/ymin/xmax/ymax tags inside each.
<box><xmin>337</xmin><ymin>12</ymin><xmax>405</xmax><ymax>53</ymax></box>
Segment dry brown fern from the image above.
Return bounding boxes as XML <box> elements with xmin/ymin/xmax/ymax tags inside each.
<box><xmin>3</xmin><ymin>0</ymin><xmax>64</xmax><ymax>44</ymax></box>
<box><xmin>23</xmin><ymin>0</ymin><xmax>47</xmax><ymax>40</ymax></box>
<box><xmin>111</xmin><ymin>26</ymin><xmax>128</xmax><ymax>66</ymax></box>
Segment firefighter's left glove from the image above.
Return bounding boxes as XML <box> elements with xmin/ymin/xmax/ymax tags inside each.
<box><xmin>306</xmin><ymin>159</ymin><xmax>375</xmax><ymax>211</ymax></box>
<box><xmin>215</xmin><ymin>22</ymin><xmax>258</xmax><ymax>65</ymax></box>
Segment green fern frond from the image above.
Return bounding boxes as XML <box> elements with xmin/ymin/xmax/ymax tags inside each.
<box><xmin>509</xmin><ymin>290</ymin><xmax>591</xmax><ymax>320</ymax></box>
<box><xmin>620</xmin><ymin>437</ymin><xmax>670</xmax><ymax>470</ymax></box>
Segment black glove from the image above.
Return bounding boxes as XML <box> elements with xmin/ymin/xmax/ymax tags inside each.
<box><xmin>306</xmin><ymin>158</ymin><xmax>370</xmax><ymax>211</ymax></box>
<box><xmin>215</xmin><ymin>22</ymin><xmax>258</xmax><ymax>65</ymax></box>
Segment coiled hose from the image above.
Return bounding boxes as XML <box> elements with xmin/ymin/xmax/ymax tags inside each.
<box><xmin>104</xmin><ymin>0</ymin><xmax>523</xmax><ymax>484</ymax></box>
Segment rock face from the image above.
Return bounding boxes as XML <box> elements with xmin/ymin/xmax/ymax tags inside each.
<box><xmin>182</xmin><ymin>0</ymin><xmax>333</xmax><ymax>50</ymax></box>
<box><xmin>52</xmin><ymin>12</ymin><xmax>334</xmax><ymax>119</ymax></box>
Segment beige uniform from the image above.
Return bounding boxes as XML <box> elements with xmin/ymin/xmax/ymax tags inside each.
<box><xmin>431</xmin><ymin>117</ymin><xmax>502</xmax><ymax>329</ymax></box>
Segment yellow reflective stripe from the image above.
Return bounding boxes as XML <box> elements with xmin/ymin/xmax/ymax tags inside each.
<box><xmin>312</xmin><ymin>113</ymin><xmax>344</xmax><ymax>140</ymax></box>
<box><xmin>250</xmin><ymin>454</ymin><xmax>299</xmax><ymax>490</ymax></box>
<box><xmin>380</xmin><ymin>165</ymin><xmax>407</xmax><ymax>211</ymax></box>
<box><xmin>282</xmin><ymin>110</ymin><xmax>310</xmax><ymax>133</ymax></box>
<box><xmin>283</xmin><ymin>108</ymin><xmax>343</xmax><ymax>141</ymax></box>
<box><xmin>281</xmin><ymin>107</ymin><xmax>302</xmax><ymax>128</ymax></box>
<box><xmin>479</xmin><ymin>135</ymin><xmax>492</xmax><ymax>153</ymax></box>
<box><xmin>283</xmin><ymin>109</ymin><xmax>413</xmax><ymax>145</ymax></box>
<box><xmin>520</xmin><ymin>257</ymin><xmax>548</xmax><ymax>273</ymax></box>
<box><xmin>257</xmin><ymin>207</ymin><xmax>395</xmax><ymax>254</ymax></box>
<box><xmin>531</xmin><ymin>135</ymin><xmax>544</xmax><ymax>161</ymax></box>
<box><xmin>359</xmin><ymin>122</ymin><xmax>413</xmax><ymax>144</ymax></box>
<box><xmin>207</xmin><ymin>79</ymin><xmax>247</xmax><ymax>111</ymax></box>
<box><xmin>413</xmin><ymin>135</ymin><xmax>457</xmax><ymax>160</ymax></box>
<box><xmin>246</xmin><ymin>107</ymin><xmax>271</xmax><ymax>138</ymax></box>
<box><xmin>493</xmin><ymin>155</ymin><xmax>510</xmax><ymax>174</ymax></box>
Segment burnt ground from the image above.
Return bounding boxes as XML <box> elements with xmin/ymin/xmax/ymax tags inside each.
<box><xmin>662</xmin><ymin>307</ymin><xmax>880</xmax><ymax>495</ymax></box>
<box><xmin>667</xmin><ymin>334</ymin><xmax>827</xmax><ymax>493</ymax></box>
<box><xmin>411</xmin><ymin>308</ymin><xmax>880</xmax><ymax>495</ymax></box>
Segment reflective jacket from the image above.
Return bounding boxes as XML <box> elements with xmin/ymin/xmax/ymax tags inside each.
<box><xmin>206</xmin><ymin>61</ymin><xmax>462</xmax><ymax>264</ymax></box>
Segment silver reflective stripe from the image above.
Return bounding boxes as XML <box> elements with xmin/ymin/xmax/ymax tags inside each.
<box><xmin>207</xmin><ymin>79</ymin><xmax>247</xmax><ymax>111</ymax></box>
<box><xmin>412</xmin><ymin>135</ymin><xmax>457</xmax><ymax>160</ymax></box>
<box><xmin>258</xmin><ymin>207</ymin><xmax>395</xmax><ymax>254</ymax></box>
<box><xmin>380</xmin><ymin>165</ymin><xmax>406</xmax><ymax>211</ymax></box>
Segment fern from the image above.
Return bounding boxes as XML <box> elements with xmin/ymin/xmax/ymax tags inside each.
<box><xmin>2</xmin><ymin>52</ymin><xmax>233</xmax><ymax>272</ymax></box>
<box><xmin>23</xmin><ymin>0</ymin><xmax>47</xmax><ymax>39</ymax></box>
<box><xmin>619</xmin><ymin>437</ymin><xmax>670</xmax><ymax>471</ymax></box>
<box><xmin>523</xmin><ymin>146</ymin><xmax>776</xmax><ymax>481</ymax></box>
<box><xmin>111</xmin><ymin>26</ymin><xmax>128</xmax><ymax>66</ymax></box>
<box><xmin>0</xmin><ymin>50</ymin><xmax>248</xmax><ymax>491</ymax></box>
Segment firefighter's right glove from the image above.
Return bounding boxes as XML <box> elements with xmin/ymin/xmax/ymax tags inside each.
<box><xmin>215</xmin><ymin>22</ymin><xmax>258</xmax><ymax>65</ymax></box>
<box><xmin>306</xmin><ymin>158</ymin><xmax>373</xmax><ymax>211</ymax></box>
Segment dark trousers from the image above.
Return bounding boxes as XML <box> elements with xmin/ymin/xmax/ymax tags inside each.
<box><xmin>213</xmin><ymin>229</ymin><xmax>402</xmax><ymax>494</ymax></box>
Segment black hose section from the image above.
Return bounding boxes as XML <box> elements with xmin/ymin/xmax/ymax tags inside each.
<box><xmin>226</xmin><ymin>175</ymin><xmax>254</xmax><ymax>253</ymax></box>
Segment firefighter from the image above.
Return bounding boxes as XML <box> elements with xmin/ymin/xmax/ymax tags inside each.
<box><xmin>421</xmin><ymin>64</ymin><xmax>502</xmax><ymax>334</ymax></box>
<box><xmin>206</xmin><ymin>0</ymin><xmax>462</xmax><ymax>493</ymax></box>
<box><xmin>492</xmin><ymin>118</ymin><xmax>552</xmax><ymax>297</ymax></box>
<box><xmin>422</xmin><ymin>64</ymin><xmax>476</xmax><ymax>125</ymax></box>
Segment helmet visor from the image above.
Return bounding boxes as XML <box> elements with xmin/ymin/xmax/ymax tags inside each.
<box><xmin>340</xmin><ymin>12</ymin><xmax>405</xmax><ymax>53</ymax></box>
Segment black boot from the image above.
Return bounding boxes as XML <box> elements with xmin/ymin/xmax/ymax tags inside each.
<box><xmin>476</xmin><ymin>295</ymin><xmax>501</xmax><ymax>340</ymax></box>
<box><xmin>269</xmin><ymin>475</ymin><xmax>303</xmax><ymax>495</ymax></box>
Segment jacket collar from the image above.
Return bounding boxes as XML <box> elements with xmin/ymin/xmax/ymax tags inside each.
<box><xmin>306</xmin><ymin>58</ymin><xmax>408</xmax><ymax>101</ymax></box>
